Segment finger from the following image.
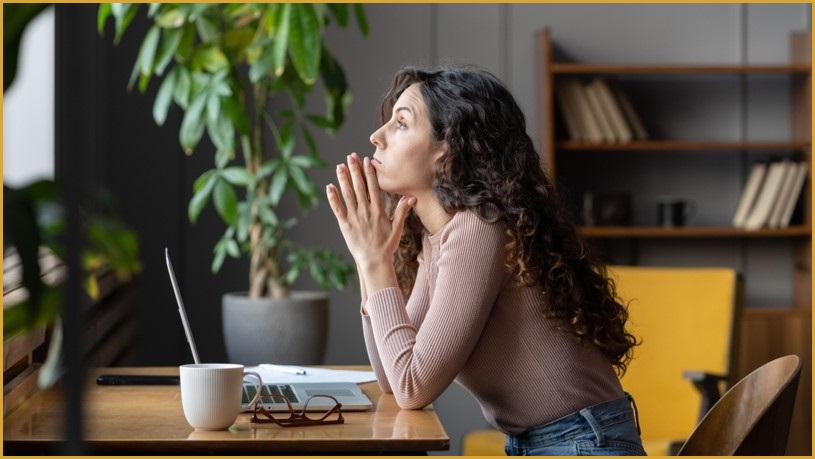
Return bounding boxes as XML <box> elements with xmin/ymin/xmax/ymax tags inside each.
<box><xmin>347</xmin><ymin>153</ymin><xmax>369</xmax><ymax>207</ymax></box>
<box><xmin>363</xmin><ymin>156</ymin><xmax>383</xmax><ymax>209</ymax></box>
<box><xmin>325</xmin><ymin>184</ymin><xmax>347</xmax><ymax>221</ymax></box>
<box><xmin>391</xmin><ymin>195</ymin><xmax>416</xmax><ymax>232</ymax></box>
<box><xmin>336</xmin><ymin>163</ymin><xmax>357</xmax><ymax>210</ymax></box>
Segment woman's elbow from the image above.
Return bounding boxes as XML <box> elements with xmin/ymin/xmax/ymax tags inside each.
<box><xmin>394</xmin><ymin>394</ymin><xmax>432</xmax><ymax>410</ymax></box>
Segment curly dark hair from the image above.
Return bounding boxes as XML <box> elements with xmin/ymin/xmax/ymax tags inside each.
<box><xmin>379</xmin><ymin>65</ymin><xmax>639</xmax><ymax>375</ymax></box>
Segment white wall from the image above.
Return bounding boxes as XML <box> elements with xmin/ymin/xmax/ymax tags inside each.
<box><xmin>3</xmin><ymin>6</ymin><xmax>54</xmax><ymax>187</ymax></box>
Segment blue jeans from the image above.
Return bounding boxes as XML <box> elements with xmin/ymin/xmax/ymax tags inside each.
<box><xmin>505</xmin><ymin>394</ymin><xmax>646</xmax><ymax>456</ymax></box>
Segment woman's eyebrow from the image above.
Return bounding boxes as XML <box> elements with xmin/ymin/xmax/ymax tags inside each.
<box><xmin>395</xmin><ymin>106</ymin><xmax>412</xmax><ymax>115</ymax></box>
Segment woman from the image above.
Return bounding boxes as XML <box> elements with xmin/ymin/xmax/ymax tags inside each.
<box><xmin>325</xmin><ymin>66</ymin><xmax>645</xmax><ymax>456</ymax></box>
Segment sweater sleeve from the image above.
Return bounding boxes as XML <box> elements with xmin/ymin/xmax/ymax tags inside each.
<box><xmin>365</xmin><ymin>213</ymin><xmax>508</xmax><ymax>409</ymax></box>
<box><xmin>360</xmin><ymin>250</ymin><xmax>430</xmax><ymax>394</ymax></box>
<box><xmin>361</xmin><ymin>312</ymin><xmax>392</xmax><ymax>393</ymax></box>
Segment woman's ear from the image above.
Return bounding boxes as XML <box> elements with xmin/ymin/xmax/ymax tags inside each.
<box><xmin>432</xmin><ymin>141</ymin><xmax>448</xmax><ymax>162</ymax></box>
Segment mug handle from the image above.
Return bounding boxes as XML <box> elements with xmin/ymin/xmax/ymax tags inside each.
<box><xmin>243</xmin><ymin>371</ymin><xmax>264</xmax><ymax>407</ymax></box>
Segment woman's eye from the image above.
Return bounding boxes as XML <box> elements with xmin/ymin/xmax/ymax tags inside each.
<box><xmin>396</xmin><ymin>120</ymin><xmax>407</xmax><ymax>130</ymax></box>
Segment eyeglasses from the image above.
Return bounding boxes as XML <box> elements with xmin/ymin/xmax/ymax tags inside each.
<box><xmin>249</xmin><ymin>393</ymin><xmax>344</xmax><ymax>427</ymax></box>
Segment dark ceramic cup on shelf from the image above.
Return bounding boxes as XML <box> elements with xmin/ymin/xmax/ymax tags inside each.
<box><xmin>657</xmin><ymin>196</ymin><xmax>695</xmax><ymax>228</ymax></box>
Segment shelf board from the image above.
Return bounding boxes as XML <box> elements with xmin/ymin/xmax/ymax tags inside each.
<box><xmin>580</xmin><ymin>225</ymin><xmax>812</xmax><ymax>238</ymax></box>
<box><xmin>552</xmin><ymin>63</ymin><xmax>811</xmax><ymax>75</ymax></box>
<box><xmin>556</xmin><ymin>140</ymin><xmax>811</xmax><ymax>152</ymax></box>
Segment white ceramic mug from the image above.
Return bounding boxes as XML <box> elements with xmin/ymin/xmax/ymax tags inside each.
<box><xmin>179</xmin><ymin>363</ymin><xmax>262</xmax><ymax>431</ymax></box>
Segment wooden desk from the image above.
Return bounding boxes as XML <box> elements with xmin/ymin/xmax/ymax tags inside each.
<box><xmin>3</xmin><ymin>366</ymin><xmax>450</xmax><ymax>455</ymax></box>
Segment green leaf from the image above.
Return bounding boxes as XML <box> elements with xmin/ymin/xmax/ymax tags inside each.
<box><xmin>300</xmin><ymin>125</ymin><xmax>318</xmax><ymax>158</ymax></box>
<box><xmin>173</xmin><ymin>65</ymin><xmax>191</xmax><ymax>108</ymax></box>
<box><xmin>288</xmin><ymin>4</ymin><xmax>321</xmax><ymax>85</ymax></box>
<box><xmin>271</xmin><ymin>3</ymin><xmax>292</xmax><ymax>77</ymax></box>
<box><xmin>274</xmin><ymin>121</ymin><xmax>295</xmax><ymax>158</ymax></box>
<box><xmin>269</xmin><ymin>167</ymin><xmax>288</xmax><ymax>206</ymax></box>
<box><xmin>154</xmin><ymin>26</ymin><xmax>184</xmax><ymax>76</ymax></box>
<box><xmin>176</xmin><ymin>22</ymin><xmax>197</xmax><ymax>61</ymax></box>
<box><xmin>153</xmin><ymin>65</ymin><xmax>178</xmax><ymax>126</ymax></box>
<box><xmin>258</xmin><ymin>158</ymin><xmax>280</xmax><ymax>178</ymax></box>
<box><xmin>194</xmin><ymin>15</ymin><xmax>220</xmax><ymax>43</ymax></box>
<box><xmin>213</xmin><ymin>179</ymin><xmax>238</xmax><ymax>225</ymax></box>
<box><xmin>97</xmin><ymin>3</ymin><xmax>112</xmax><ymax>34</ymax></box>
<box><xmin>193</xmin><ymin>45</ymin><xmax>230</xmax><ymax>74</ymax></box>
<box><xmin>156</xmin><ymin>8</ymin><xmax>186</xmax><ymax>28</ymax></box>
<box><xmin>221</xmin><ymin>167</ymin><xmax>253</xmax><ymax>186</ymax></box>
<box><xmin>305</xmin><ymin>114</ymin><xmax>335</xmax><ymax>130</ymax></box>
<box><xmin>225</xmin><ymin>239</ymin><xmax>240</xmax><ymax>257</ymax></box>
<box><xmin>137</xmin><ymin>25</ymin><xmax>161</xmax><ymax>80</ymax></box>
<box><xmin>327</xmin><ymin>4</ymin><xmax>349</xmax><ymax>28</ymax></box>
<box><xmin>223</xmin><ymin>94</ymin><xmax>249</xmax><ymax>136</ymax></box>
<box><xmin>112</xmin><ymin>3</ymin><xmax>140</xmax><ymax>45</ymax></box>
<box><xmin>236</xmin><ymin>202</ymin><xmax>251</xmax><ymax>242</ymax></box>
<box><xmin>353</xmin><ymin>4</ymin><xmax>369</xmax><ymax>37</ymax></box>
<box><xmin>289</xmin><ymin>154</ymin><xmax>322</xmax><ymax>169</ymax></box>
<box><xmin>257</xmin><ymin>203</ymin><xmax>278</xmax><ymax>226</ymax></box>
<box><xmin>188</xmin><ymin>171</ymin><xmax>217</xmax><ymax>223</ymax></box>
<box><xmin>179</xmin><ymin>92</ymin><xmax>207</xmax><ymax>153</ymax></box>
<box><xmin>288</xmin><ymin>163</ymin><xmax>313</xmax><ymax>195</ymax></box>
<box><xmin>212</xmin><ymin>238</ymin><xmax>227</xmax><ymax>273</ymax></box>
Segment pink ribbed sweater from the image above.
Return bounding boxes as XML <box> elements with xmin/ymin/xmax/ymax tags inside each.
<box><xmin>361</xmin><ymin>210</ymin><xmax>624</xmax><ymax>434</ymax></box>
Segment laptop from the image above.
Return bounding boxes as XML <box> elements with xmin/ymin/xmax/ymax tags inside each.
<box><xmin>165</xmin><ymin>248</ymin><xmax>373</xmax><ymax>412</ymax></box>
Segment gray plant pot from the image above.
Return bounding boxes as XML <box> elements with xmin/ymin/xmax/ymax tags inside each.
<box><xmin>222</xmin><ymin>291</ymin><xmax>329</xmax><ymax>366</ymax></box>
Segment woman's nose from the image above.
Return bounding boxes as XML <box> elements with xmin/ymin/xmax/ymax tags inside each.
<box><xmin>370</xmin><ymin>125</ymin><xmax>384</xmax><ymax>148</ymax></box>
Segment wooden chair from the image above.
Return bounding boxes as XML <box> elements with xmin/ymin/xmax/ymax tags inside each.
<box><xmin>678</xmin><ymin>354</ymin><xmax>802</xmax><ymax>455</ymax></box>
<box><xmin>462</xmin><ymin>265</ymin><xmax>742</xmax><ymax>456</ymax></box>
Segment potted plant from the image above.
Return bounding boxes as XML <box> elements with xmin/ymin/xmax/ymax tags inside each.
<box><xmin>99</xmin><ymin>3</ymin><xmax>364</xmax><ymax>364</ymax></box>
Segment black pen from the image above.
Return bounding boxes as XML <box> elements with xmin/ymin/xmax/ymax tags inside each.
<box><xmin>96</xmin><ymin>374</ymin><xmax>180</xmax><ymax>385</ymax></box>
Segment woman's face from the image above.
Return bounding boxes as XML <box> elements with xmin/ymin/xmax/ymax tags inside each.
<box><xmin>369</xmin><ymin>83</ymin><xmax>445</xmax><ymax>196</ymax></box>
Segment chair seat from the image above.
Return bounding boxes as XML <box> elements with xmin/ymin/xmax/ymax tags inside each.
<box><xmin>461</xmin><ymin>429</ymin><xmax>506</xmax><ymax>456</ymax></box>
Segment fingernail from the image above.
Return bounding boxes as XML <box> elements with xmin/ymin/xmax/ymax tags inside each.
<box><xmin>363</xmin><ymin>157</ymin><xmax>371</xmax><ymax>167</ymax></box>
<box><xmin>336</xmin><ymin>164</ymin><xmax>343</xmax><ymax>173</ymax></box>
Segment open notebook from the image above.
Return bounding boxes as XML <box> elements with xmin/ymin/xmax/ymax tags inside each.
<box><xmin>165</xmin><ymin>248</ymin><xmax>373</xmax><ymax>412</ymax></box>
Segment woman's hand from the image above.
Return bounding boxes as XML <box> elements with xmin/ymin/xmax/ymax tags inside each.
<box><xmin>326</xmin><ymin>153</ymin><xmax>415</xmax><ymax>273</ymax></box>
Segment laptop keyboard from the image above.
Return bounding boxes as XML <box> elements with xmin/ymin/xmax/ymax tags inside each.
<box><xmin>243</xmin><ymin>383</ymin><xmax>300</xmax><ymax>404</ymax></box>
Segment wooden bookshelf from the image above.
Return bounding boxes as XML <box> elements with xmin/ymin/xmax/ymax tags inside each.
<box><xmin>537</xmin><ymin>26</ymin><xmax>811</xmax><ymax>239</ymax></box>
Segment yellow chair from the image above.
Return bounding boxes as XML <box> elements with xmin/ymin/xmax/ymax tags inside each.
<box><xmin>462</xmin><ymin>265</ymin><xmax>741</xmax><ymax>456</ymax></box>
<box><xmin>611</xmin><ymin>265</ymin><xmax>741</xmax><ymax>455</ymax></box>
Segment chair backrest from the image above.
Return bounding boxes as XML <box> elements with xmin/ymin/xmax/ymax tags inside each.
<box><xmin>609</xmin><ymin>265</ymin><xmax>741</xmax><ymax>453</ymax></box>
<box><xmin>678</xmin><ymin>354</ymin><xmax>802</xmax><ymax>455</ymax></box>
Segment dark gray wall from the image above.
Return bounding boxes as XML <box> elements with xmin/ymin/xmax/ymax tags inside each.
<box><xmin>53</xmin><ymin>4</ymin><xmax>808</xmax><ymax>455</ymax></box>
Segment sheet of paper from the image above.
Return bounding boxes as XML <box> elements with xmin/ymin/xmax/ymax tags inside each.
<box><xmin>246</xmin><ymin>365</ymin><xmax>377</xmax><ymax>384</ymax></box>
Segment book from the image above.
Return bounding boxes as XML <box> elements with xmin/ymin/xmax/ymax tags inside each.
<box><xmin>777</xmin><ymin>162</ymin><xmax>808</xmax><ymax>229</ymax></box>
<box><xmin>583</xmin><ymin>81</ymin><xmax>616</xmax><ymax>143</ymax></box>
<box><xmin>767</xmin><ymin>161</ymin><xmax>801</xmax><ymax>228</ymax></box>
<box><xmin>609</xmin><ymin>81</ymin><xmax>649</xmax><ymax>141</ymax></box>
<box><xmin>591</xmin><ymin>78</ymin><xmax>633</xmax><ymax>143</ymax></box>
<box><xmin>563</xmin><ymin>78</ymin><xmax>604</xmax><ymax>144</ymax></box>
<box><xmin>554</xmin><ymin>80</ymin><xmax>585</xmax><ymax>141</ymax></box>
<box><xmin>731</xmin><ymin>161</ymin><xmax>768</xmax><ymax>228</ymax></box>
<box><xmin>742</xmin><ymin>160</ymin><xmax>791</xmax><ymax>230</ymax></box>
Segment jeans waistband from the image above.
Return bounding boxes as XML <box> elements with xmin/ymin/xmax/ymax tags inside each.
<box><xmin>510</xmin><ymin>393</ymin><xmax>639</xmax><ymax>442</ymax></box>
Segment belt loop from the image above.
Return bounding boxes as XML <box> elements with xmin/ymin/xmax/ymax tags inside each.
<box><xmin>579</xmin><ymin>406</ymin><xmax>606</xmax><ymax>446</ymax></box>
<box><xmin>625</xmin><ymin>392</ymin><xmax>642</xmax><ymax>436</ymax></box>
